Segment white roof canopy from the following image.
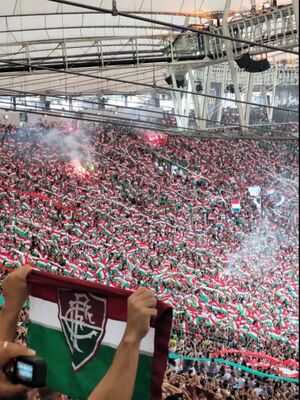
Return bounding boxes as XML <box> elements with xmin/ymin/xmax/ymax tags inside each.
<box><xmin>0</xmin><ymin>0</ymin><xmax>294</xmax><ymax>96</ymax></box>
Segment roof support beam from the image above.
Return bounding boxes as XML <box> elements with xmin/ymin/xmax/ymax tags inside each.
<box><xmin>244</xmin><ymin>73</ymin><xmax>254</xmax><ymax>126</ymax></box>
<box><xmin>170</xmin><ymin>69</ymin><xmax>184</xmax><ymax>129</ymax></box>
<box><xmin>25</xmin><ymin>44</ymin><xmax>31</xmax><ymax>73</ymax></box>
<box><xmin>61</xmin><ymin>41</ymin><xmax>68</xmax><ymax>69</ymax></box>
<box><xmin>0</xmin><ymin>11</ymin><xmax>247</xmax><ymax>18</ymax></box>
<box><xmin>188</xmin><ymin>69</ymin><xmax>200</xmax><ymax>128</ymax></box>
<box><xmin>216</xmin><ymin>68</ymin><xmax>226</xmax><ymax>124</ymax></box>
<box><xmin>96</xmin><ymin>41</ymin><xmax>104</xmax><ymax>67</ymax></box>
<box><xmin>199</xmin><ymin>66</ymin><xmax>212</xmax><ymax>130</ymax></box>
<box><xmin>0</xmin><ymin>25</ymin><xmax>172</xmax><ymax>34</ymax></box>
<box><xmin>133</xmin><ymin>38</ymin><xmax>140</xmax><ymax>66</ymax></box>
<box><xmin>293</xmin><ymin>0</ymin><xmax>299</xmax><ymax>39</ymax></box>
<box><xmin>0</xmin><ymin>54</ymin><xmax>210</xmax><ymax>73</ymax></box>
<box><xmin>0</xmin><ymin>33</ymin><xmax>171</xmax><ymax>47</ymax></box>
<box><xmin>222</xmin><ymin>0</ymin><xmax>246</xmax><ymax>129</ymax></box>
<box><xmin>250</xmin><ymin>0</ymin><xmax>257</xmax><ymax>14</ymax></box>
<box><xmin>266</xmin><ymin>68</ymin><xmax>278</xmax><ymax>123</ymax></box>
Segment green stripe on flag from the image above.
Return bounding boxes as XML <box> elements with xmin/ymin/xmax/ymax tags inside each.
<box><xmin>14</xmin><ymin>227</ymin><xmax>29</xmax><ymax>239</ymax></box>
<box><xmin>28</xmin><ymin>323</ymin><xmax>152</xmax><ymax>400</ymax></box>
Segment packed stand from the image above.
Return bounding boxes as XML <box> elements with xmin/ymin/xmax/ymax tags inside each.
<box><xmin>0</xmin><ymin>120</ymin><xmax>298</xmax><ymax>399</ymax></box>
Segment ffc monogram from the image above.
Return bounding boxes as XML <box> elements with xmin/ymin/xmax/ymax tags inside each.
<box><xmin>58</xmin><ymin>289</ymin><xmax>108</xmax><ymax>371</ymax></box>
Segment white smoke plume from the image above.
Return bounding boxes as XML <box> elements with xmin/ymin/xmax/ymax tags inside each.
<box><xmin>225</xmin><ymin>219</ymin><xmax>284</xmax><ymax>276</ymax></box>
<box><xmin>41</xmin><ymin>128</ymin><xmax>93</xmax><ymax>167</ymax></box>
<box><xmin>224</xmin><ymin>172</ymin><xmax>299</xmax><ymax>277</ymax></box>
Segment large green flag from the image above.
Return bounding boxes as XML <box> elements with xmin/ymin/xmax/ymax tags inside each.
<box><xmin>27</xmin><ymin>270</ymin><xmax>172</xmax><ymax>400</ymax></box>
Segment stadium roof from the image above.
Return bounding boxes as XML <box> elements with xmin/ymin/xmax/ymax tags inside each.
<box><xmin>0</xmin><ymin>0</ymin><xmax>295</xmax><ymax>96</ymax></box>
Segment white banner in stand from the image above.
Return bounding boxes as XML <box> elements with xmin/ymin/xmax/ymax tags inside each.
<box><xmin>248</xmin><ymin>186</ymin><xmax>261</xmax><ymax>197</ymax></box>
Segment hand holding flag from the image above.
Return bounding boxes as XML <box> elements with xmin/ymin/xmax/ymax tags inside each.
<box><xmin>0</xmin><ymin>266</ymin><xmax>36</xmax><ymax>399</ymax></box>
<box><xmin>0</xmin><ymin>265</ymin><xmax>33</xmax><ymax>342</ymax></box>
<box><xmin>124</xmin><ymin>287</ymin><xmax>158</xmax><ymax>345</ymax></box>
<box><xmin>1</xmin><ymin>264</ymin><xmax>32</xmax><ymax>318</ymax></box>
<box><xmin>88</xmin><ymin>288</ymin><xmax>158</xmax><ymax>400</ymax></box>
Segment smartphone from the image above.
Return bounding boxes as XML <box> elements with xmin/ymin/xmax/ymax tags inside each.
<box><xmin>4</xmin><ymin>355</ymin><xmax>47</xmax><ymax>388</ymax></box>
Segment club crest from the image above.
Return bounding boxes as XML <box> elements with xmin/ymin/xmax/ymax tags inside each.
<box><xmin>58</xmin><ymin>289</ymin><xmax>107</xmax><ymax>372</ymax></box>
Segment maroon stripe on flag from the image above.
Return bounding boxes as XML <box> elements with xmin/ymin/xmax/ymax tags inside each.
<box><xmin>27</xmin><ymin>269</ymin><xmax>172</xmax><ymax>328</ymax></box>
<box><xmin>151</xmin><ymin>304</ymin><xmax>173</xmax><ymax>400</ymax></box>
<box><xmin>28</xmin><ymin>269</ymin><xmax>129</xmax><ymax>322</ymax></box>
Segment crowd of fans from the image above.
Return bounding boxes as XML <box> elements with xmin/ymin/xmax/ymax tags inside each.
<box><xmin>162</xmin><ymin>362</ymin><xmax>299</xmax><ymax>400</ymax></box>
<box><xmin>220</xmin><ymin>106</ymin><xmax>299</xmax><ymax>135</ymax></box>
<box><xmin>220</xmin><ymin>107</ymin><xmax>266</xmax><ymax>127</ymax></box>
<box><xmin>0</xmin><ymin>120</ymin><xmax>298</xmax><ymax>399</ymax></box>
<box><xmin>180</xmin><ymin>106</ymin><xmax>299</xmax><ymax>137</ymax></box>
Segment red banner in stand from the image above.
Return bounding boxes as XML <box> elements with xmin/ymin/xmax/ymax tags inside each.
<box><xmin>211</xmin><ymin>349</ymin><xmax>299</xmax><ymax>377</ymax></box>
<box><xmin>137</xmin><ymin>131</ymin><xmax>168</xmax><ymax>147</ymax></box>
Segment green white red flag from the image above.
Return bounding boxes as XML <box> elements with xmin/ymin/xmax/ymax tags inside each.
<box><xmin>26</xmin><ymin>269</ymin><xmax>172</xmax><ymax>400</ymax></box>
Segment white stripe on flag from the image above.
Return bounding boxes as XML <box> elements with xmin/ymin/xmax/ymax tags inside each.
<box><xmin>29</xmin><ymin>297</ymin><xmax>155</xmax><ymax>355</ymax></box>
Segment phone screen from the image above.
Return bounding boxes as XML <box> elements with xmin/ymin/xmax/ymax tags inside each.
<box><xmin>16</xmin><ymin>361</ymin><xmax>33</xmax><ymax>382</ymax></box>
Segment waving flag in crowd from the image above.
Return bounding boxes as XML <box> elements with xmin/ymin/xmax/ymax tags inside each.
<box><xmin>0</xmin><ymin>122</ymin><xmax>298</xmax><ymax>378</ymax></box>
<box><xmin>231</xmin><ymin>199</ymin><xmax>241</xmax><ymax>213</ymax></box>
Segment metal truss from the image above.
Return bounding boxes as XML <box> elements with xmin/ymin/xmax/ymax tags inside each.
<box><xmin>168</xmin><ymin>4</ymin><xmax>299</xmax><ymax>70</ymax></box>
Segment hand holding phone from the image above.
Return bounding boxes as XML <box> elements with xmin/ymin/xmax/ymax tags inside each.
<box><xmin>4</xmin><ymin>355</ymin><xmax>47</xmax><ymax>388</ymax></box>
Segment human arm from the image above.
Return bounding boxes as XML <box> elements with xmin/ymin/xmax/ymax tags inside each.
<box><xmin>0</xmin><ymin>265</ymin><xmax>33</xmax><ymax>398</ymax></box>
<box><xmin>0</xmin><ymin>265</ymin><xmax>31</xmax><ymax>342</ymax></box>
<box><xmin>87</xmin><ymin>287</ymin><xmax>157</xmax><ymax>400</ymax></box>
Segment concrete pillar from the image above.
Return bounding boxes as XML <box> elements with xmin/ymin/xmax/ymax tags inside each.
<box><xmin>223</xmin><ymin>0</ymin><xmax>246</xmax><ymax>129</ymax></box>
<box><xmin>250</xmin><ymin>0</ymin><xmax>257</xmax><ymax>13</ymax></box>
<box><xmin>244</xmin><ymin>73</ymin><xmax>254</xmax><ymax>126</ymax></box>
<box><xmin>199</xmin><ymin>66</ymin><xmax>213</xmax><ymax>130</ymax></box>
<box><xmin>170</xmin><ymin>69</ymin><xmax>185</xmax><ymax>129</ymax></box>
<box><xmin>188</xmin><ymin>69</ymin><xmax>201</xmax><ymax>128</ymax></box>
<box><xmin>216</xmin><ymin>67</ymin><xmax>227</xmax><ymax>123</ymax></box>
<box><xmin>293</xmin><ymin>0</ymin><xmax>299</xmax><ymax>39</ymax></box>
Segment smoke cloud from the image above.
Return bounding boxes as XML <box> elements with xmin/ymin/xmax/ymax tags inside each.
<box><xmin>224</xmin><ymin>172</ymin><xmax>298</xmax><ymax>277</ymax></box>
<box><xmin>41</xmin><ymin>128</ymin><xmax>93</xmax><ymax>167</ymax></box>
